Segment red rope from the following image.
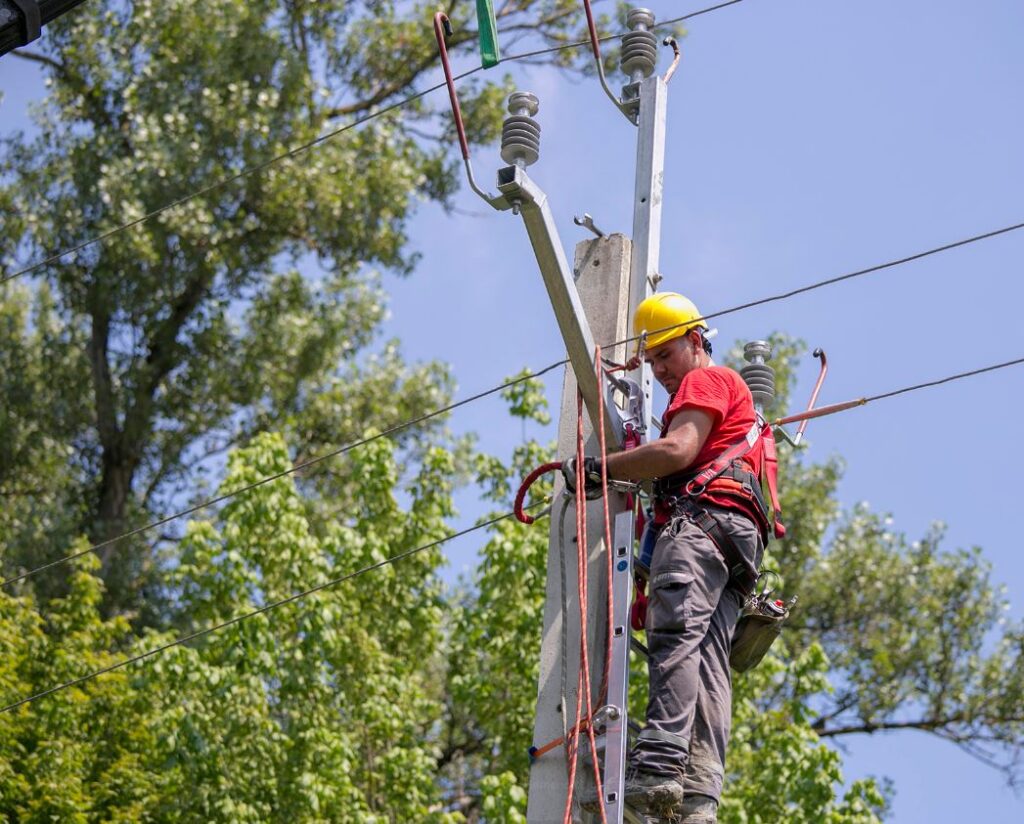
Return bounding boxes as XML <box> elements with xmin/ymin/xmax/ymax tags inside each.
<box><xmin>524</xmin><ymin>350</ymin><xmax>627</xmax><ymax>820</ymax></box>
<box><xmin>563</xmin><ymin>392</ymin><xmax>608</xmax><ymax>824</ymax></box>
<box><xmin>514</xmin><ymin>462</ymin><xmax>562</xmax><ymax>524</ymax></box>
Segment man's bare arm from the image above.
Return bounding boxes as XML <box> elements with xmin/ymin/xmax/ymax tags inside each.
<box><xmin>603</xmin><ymin>408</ymin><xmax>714</xmax><ymax>481</ymax></box>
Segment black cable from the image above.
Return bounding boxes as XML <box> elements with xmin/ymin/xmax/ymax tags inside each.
<box><xmin>486</xmin><ymin>0</ymin><xmax>745</xmax><ymax>63</ymax></box>
<box><xmin>0</xmin><ymin>359</ymin><xmax>565</xmax><ymax>588</ymax></box>
<box><xmin>6</xmin><ymin>217</ymin><xmax>1023</xmax><ymax>587</ymax></box>
<box><xmin>5</xmin><ymin>352</ymin><xmax>1024</xmax><ymax>714</ymax></box>
<box><xmin>0</xmin><ymin>503</ymin><xmax>545</xmax><ymax>715</ymax></box>
<box><xmin>0</xmin><ymin>0</ymin><xmax>747</xmax><ymax>286</ymax></box>
<box><xmin>0</xmin><ymin>83</ymin><xmax>442</xmax><ymax>285</ymax></box>
<box><xmin>864</xmin><ymin>357</ymin><xmax>1024</xmax><ymax>404</ymax></box>
<box><xmin>609</xmin><ymin>221</ymin><xmax>1024</xmax><ymax>349</ymax></box>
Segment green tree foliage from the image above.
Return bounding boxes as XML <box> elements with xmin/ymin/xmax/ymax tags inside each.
<box><xmin>1</xmin><ymin>433</ymin><xmax>463</xmax><ymax>821</ymax></box>
<box><xmin>732</xmin><ymin>337</ymin><xmax>1024</xmax><ymax>785</ymax></box>
<box><xmin>0</xmin><ymin>0</ymin><xmax>586</xmax><ymax>616</ymax></box>
<box><xmin>1</xmin><ymin>361</ymin><xmax>1021</xmax><ymax>819</ymax></box>
<box><xmin>2</xmin><ymin>1</ymin><xmax>1022</xmax><ymax>819</ymax></box>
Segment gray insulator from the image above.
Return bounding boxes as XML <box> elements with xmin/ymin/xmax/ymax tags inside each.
<box><xmin>507</xmin><ymin>91</ymin><xmax>539</xmax><ymax>117</ymax></box>
<box><xmin>501</xmin><ymin>92</ymin><xmax>541</xmax><ymax>167</ymax></box>
<box><xmin>627</xmin><ymin>8</ymin><xmax>657</xmax><ymax>29</ymax></box>
<box><xmin>741</xmin><ymin>340</ymin><xmax>776</xmax><ymax>409</ymax></box>
<box><xmin>500</xmin><ymin>116</ymin><xmax>541</xmax><ymax>166</ymax></box>
<box><xmin>620</xmin><ymin>29</ymin><xmax>658</xmax><ymax>78</ymax></box>
<box><xmin>741</xmin><ymin>363</ymin><xmax>776</xmax><ymax>407</ymax></box>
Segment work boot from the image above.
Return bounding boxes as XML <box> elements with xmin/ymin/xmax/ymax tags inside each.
<box><xmin>677</xmin><ymin>793</ymin><xmax>718</xmax><ymax>823</ymax></box>
<box><xmin>622</xmin><ymin>768</ymin><xmax>686</xmax><ymax>817</ymax></box>
<box><xmin>579</xmin><ymin>769</ymin><xmax>684</xmax><ymax>817</ymax></box>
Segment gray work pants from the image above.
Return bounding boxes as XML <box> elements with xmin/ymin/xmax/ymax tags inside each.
<box><xmin>630</xmin><ymin>504</ymin><xmax>764</xmax><ymax>802</ymax></box>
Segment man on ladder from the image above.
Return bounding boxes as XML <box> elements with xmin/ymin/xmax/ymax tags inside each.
<box><xmin>565</xmin><ymin>292</ymin><xmax>774</xmax><ymax>822</ymax></box>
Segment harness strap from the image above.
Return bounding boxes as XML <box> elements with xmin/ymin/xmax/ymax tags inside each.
<box><xmin>684</xmin><ymin>420</ymin><xmax>761</xmax><ymax>496</ymax></box>
<box><xmin>638</xmin><ymin>727</ymin><xmax>690</xmax><ymax>752</ymax></box>
<box><xmin>689</xmin><ymin>508</ymin><xmax>758</xmax><ymax>596</ymax></box>
<box><xmin>653</xmin><ymin>417</ymin><xmax>787</xmax><ymax>540</ymax></box>
<box><xmin>761</xmin><ymin>426</ymin><xmax>787</xmax><ymax>539</ymax></box>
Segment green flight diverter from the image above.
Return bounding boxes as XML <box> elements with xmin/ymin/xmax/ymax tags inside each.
<box><xmin>475</xmin><ymin>0</ymin><xmax>500</xmax><ymax>68</ymax></box>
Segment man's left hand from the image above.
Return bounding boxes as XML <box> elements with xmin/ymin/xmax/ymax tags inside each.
<box><xmin>561</xmin><ymin>456</ymin><xmax>605</xmax><ymax>498</ymax></box>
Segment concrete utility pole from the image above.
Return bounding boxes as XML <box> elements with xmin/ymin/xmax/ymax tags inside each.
<box><xmin>526</xmin><ymin>6</ymin><xmax>670</xmax><ymax>822</ymax></box>
<box><xmin>429</xmin><ymin>8</ymin><xmax>668</xmax><ymax>821</ymax></box>
<box><xmin>526</xmin><ymin>234</ymin><xmax>634</xmax><ymax>822</ymax></box>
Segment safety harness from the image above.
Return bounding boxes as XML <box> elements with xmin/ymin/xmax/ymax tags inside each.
<box><xmin>651</xmin><ymin>416</ymin><xmax>786</xmax><ymax>596</ymax></box>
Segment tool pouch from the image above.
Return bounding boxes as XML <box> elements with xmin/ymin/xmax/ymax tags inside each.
<box><xmin>729</xmin><ymin>578</ymin><xmax>795</xmax><ymax>673</ymax></box>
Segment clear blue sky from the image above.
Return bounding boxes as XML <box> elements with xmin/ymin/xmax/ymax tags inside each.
<box><xmin>2</xmin><ymin>0</ymin><xmax>1022</xmax><ymax>820</ymax></box>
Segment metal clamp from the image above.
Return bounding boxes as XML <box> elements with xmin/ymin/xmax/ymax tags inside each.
<box><xmin>10</xmin><ymin>0</ymin><xmax>41</xmax><ymax>45</ymax></box>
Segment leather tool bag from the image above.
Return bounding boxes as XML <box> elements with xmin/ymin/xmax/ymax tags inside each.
<box><xmin>730</xmin><ymin>574</ymin><xmax>796</xmax><ymax>673</ymax></box>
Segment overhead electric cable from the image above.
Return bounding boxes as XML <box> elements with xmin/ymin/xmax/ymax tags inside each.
<box><xmin>5</xmin><ymin>353</ymin><xmax>1024</xmax><ymax>714</ymax></box>
<box><xmin>0</xmin><ymin>503</ymin><xmax>545</xmax><ymax>715</ymax></box>
<box><xmin>5</xmin><ymin>219</ymin><xmax>1021</xmax><ymax>588</ymax></box>
<box><xmin>863</xmin><ymin>357</ymin><xmax>1024</xmax><ymax>403</ymax></box>
<box><xmin>612</xmin><ymin>221</ymin><xmax>1024</xmax><ymax>348</ymax></box>
<box><xmin>0</xmin><ymin>0</ymin><xmax>746</xmax><ymax>286</ymax></box>
<box><xmin>0</xmin><ymin>360</ymin><xmax>565</xmax><ymax>589</ymax></box>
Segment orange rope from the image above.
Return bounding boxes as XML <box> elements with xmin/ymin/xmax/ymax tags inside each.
<box><xmin>562</xmin><ymin>391</ymin><xmax>608</xmax><ymax>824</ymax></box>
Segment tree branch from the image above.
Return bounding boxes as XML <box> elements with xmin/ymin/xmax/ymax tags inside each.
<box><xmin>326</xmin><ymin>34</ymin><xmax>472</xmax><ymax>120</ymax></box>
<box><xmin>10</xmin><ymin>47</ymin><xmax>64</xmax><ymax>72</ymax></box>
<box><xmin>323</xmin><ymin>0</ymin><xmax>579</xmax><ymax>120</ymax></box>
<box><xmin>816</xmin><ymin>713</ymin><xmax>1024</xmax><ymax>739</ymax></box>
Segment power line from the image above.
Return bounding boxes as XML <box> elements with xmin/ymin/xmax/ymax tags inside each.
<box><xmin>613</xmin><ymin>221</ymin><xmax>1024</xmax><ymax>348</ymax></box>
<box><xmin>0</xmin><ymin>360</ymin><xmax>565</xmax><ymax>589</ymax></box>
<box><xmin>865</xmin><ymin>357</ymin><xmax>1024</xmax><ymax>404</ymax></box>
<box><xmin>4</xmin><ymin>217</ymin><xmax>1020</xmax><ymax>588</ymax></box>
<box><xmin>6</xmin><ymin>351</ymin><xmax>1024</xmax><ymax>714</ymax></box>
<box><xmin>0</xmin><ymin>0</ymin><xmax>747</xmax><ymax>287</ymax></box>
<box><xmin>0</xmin><ymin>504</ymin><xmax>544</xmax><ymax>715</ymax></box>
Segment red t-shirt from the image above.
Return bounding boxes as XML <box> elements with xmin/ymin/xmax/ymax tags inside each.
<box><xmin>660</xmin><ymin>365</ymin><xmax>764</xmax><ymax>522</ymax></box>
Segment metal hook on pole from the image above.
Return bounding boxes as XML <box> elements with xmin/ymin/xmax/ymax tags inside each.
<box><xmin>581</xmin><ymin>0</ymin><xmax>633</xmax><ymax>122</ymax></box>
<box><xmin>792</xmin><ymin>348</ymin><xmax>828</xmax><ymax>445</ymax></box>
<box><xmin>432</xmin><ymin>12</ymin><xmax>500</xmax><ymax>204</ymax></box>
<box><xmin>772</xmin><ymin>348</ymin><xmax>830</xmax><ymax>447</ymax></box>
<box><xmin>662</xmin><ymin>36</ymin><xmax>681</xmax><ymax>84</ymax></box>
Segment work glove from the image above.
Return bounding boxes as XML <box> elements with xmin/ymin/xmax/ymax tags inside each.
<box><xmin>561</xmin><ymin>456</ymin><xmax>605</xmax><ymax>499</ymax></box>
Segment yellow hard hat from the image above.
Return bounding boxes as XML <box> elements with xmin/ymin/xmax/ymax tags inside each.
<box><xmin>633</xmin><ymin>292</ymin><xmax>708</xmax><ymax>350</ymax></box>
